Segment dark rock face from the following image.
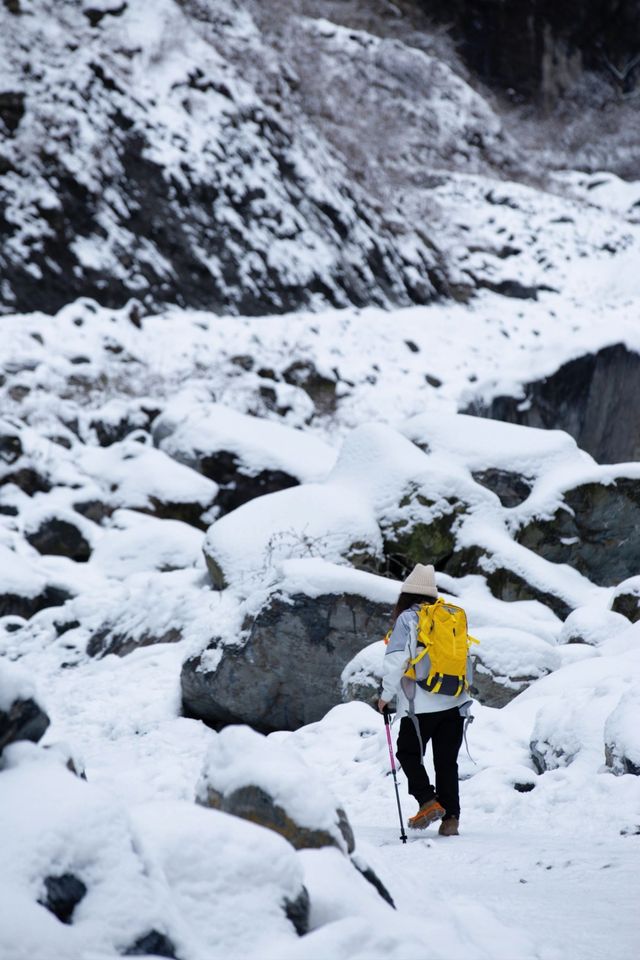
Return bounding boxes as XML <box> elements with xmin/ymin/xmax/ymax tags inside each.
<box><xmin>89</xmin><ymin>405</ymin><xmax>160</xmax><ymax>447</ymax></box>
<box><xmin>190</xmin><ymin>451</ymin><xmax>299</xmax><ymax>517</ymax></box>
<box><xmin>0</xmin><ymin>585</ymin><xmax>73</xmax><ymax>620</ymax></box>
<box><xmin>484</xmin><ymin>565</ymin><xmax>573</xmax><ymax>620</ymax></box>
<box><xmin>284</xmin><ymin>887</ymin><xmax>311</xmax><ymax>936</ymax></box>
<box><xmin>611</xmin><ymin>578</ymin><xmax>640</xmax><ymax>623</ymax></box>
<box><xmin>425</xmin><ymin>0</ymin><xmax>640</xmax><ymax>98</ymax></box>
<box><xmin>39</xmin><ymin>874</ymin><xmax>87</xmax><ymax>925</ymax></box>
<box><xmin>123</xmin><ymin>931</ymin><xmax>177</xmax><ymax>958</ymax></box>
<box><xmin>471</xmin><ymin>663</ymin><xmax>532</xmax><ymax>709</ymax></box>
<box><xmin>73</xmin><ymin>499</ymin><xmax>114</xmax><ymax>525</ymax></box>
<box><xmin>181</xmin><ymin>592</ymin><xmax>392</xmax><ymax>731</ymax></box>
<box><xmin>282</xmin><ymin>360</ymin><xmax>338</xmax><ymax>417</ymax></box>
<box><xmin>0</xmin><ymin>697</ymin><xmax>50</xmax><ymax>754</ymax></box>
<box><xmin>516</xmin><ymin>478</ymin><xmax>640</xmax><ymax>587</ymax></box>
<box><xmin>199</xmin><ymin>783</ymin><xmax>355</xmax><ymax>854</ymax></box>
<box><xmin>26</xmin><ymin>517</ymin><xmax>92</xmax><ymax>562</ymax></box>
<box><xmin>143</xmin><ymin>495</ymin><xmax>212</xmax><ymax>530</ymax></box>
<box><xmin>471</xmin><ymin>469</ymin><xmax>532</xmax><ymax>508</ymax></box>
<box><xmin>87</xmin><ymin>625</ymin><xmax>182</xmax><ymax>659</ymax></box>
<box><xmin>0</xmin><ymin>424</ymin><xmax>22</xmax><ymax>464</ymax></box>
<box><xmin>351</xmin><ymin>857</ymin><xmax>395</xmax><ymax>908</ymax></box>
<box><xmin>466</xmin><ymin>345</ymin><xmax>640</xmax><ymax>464</ymax></box>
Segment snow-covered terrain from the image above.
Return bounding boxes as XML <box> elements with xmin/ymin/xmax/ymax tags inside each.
<box><xmin>2</xmin><ymin>2</ymin><xmax>640</xmax><ymax>959</ymax></box>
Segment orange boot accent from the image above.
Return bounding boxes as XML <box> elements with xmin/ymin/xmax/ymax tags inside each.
<box><xmin>407</xmin><ymin>799</ymin><xmax>445</xmax><ymax>829</ymax></box>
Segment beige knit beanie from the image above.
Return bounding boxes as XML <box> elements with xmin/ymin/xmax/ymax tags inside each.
<box><xmin>400</xmin><ymin>563</ymin><xmax>438</xmax><ymax>599</ymax></box>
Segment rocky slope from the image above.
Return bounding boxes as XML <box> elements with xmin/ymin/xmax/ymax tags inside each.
<box><xmin>4</xmin><ymin>0</ymin><xmax>638</xmax><ymax>320</ymax></box>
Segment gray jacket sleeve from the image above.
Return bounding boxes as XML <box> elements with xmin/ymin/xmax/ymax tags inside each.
<box><xmin>380</xmin><ymin>612</ymin><xmax>413</xmax><ymax>702</ymax></box>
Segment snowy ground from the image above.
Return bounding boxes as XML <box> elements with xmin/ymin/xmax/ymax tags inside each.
<box><xmin>2</xmin><ymin>624</ymin><xmax>638</xmax><ymax>959</ymax></box>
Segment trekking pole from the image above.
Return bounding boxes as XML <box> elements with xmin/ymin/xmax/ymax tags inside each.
<box><xmin>383</xmin><ymin>707</ymin><xmax>407</xmax><ymax>844</ymax></box>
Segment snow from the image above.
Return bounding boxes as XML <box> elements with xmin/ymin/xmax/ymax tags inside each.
<box><xmin>0</xmin><ymin>660</ymin><xmax>38</xmax><ymax>712</ymax></box>
<box><xmin>155</xmin><ymin>399</ymin><xmax>337</xmax><ymax>483</ymax></box>
<box><xmin>76</xmin><ymin>437</ymin><xmax>218</xmax><ymax>513</ymax></box>
<box><xmin>197</xmin><ymin>725</ymin><xmax>350</xmax><ymax>848</ymax></box>
<box><xmin>604</xmin><ymin>691</ymin><xmax>640</xmax><ymax>775</ymax></box>
<box><xmin>0</xmin><ymin>748</ymin><xmax>306</xmax><ymax>960</ymax></box>
<box><xmin>1</xmin><ymin>6</ymin><xmax>640</xmax><ymax>955</ymax></box>
<box><xmin>89</xmin><ymin>509</ymin><xmax>204</xmax><ymax>579</ymax></box>
<box><xmin>473</xmin><ymin>625</ymin><xmax>560</xmax><ymax>682</ymax></box>
<box><xmin>399</xmin><ymin>412</ymin><xmax>587</xmax><ymax>478</ymax></box>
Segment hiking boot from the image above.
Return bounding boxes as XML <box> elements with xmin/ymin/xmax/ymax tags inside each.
<box><xmin>407</xmin><ymin>799</ymin><xmax>445</xmax><ymax>830</ymax></box>
<box><xmin>438</xmin><ymin>816</ymin><xmax>459</xmax><ymax>836</ymax></box>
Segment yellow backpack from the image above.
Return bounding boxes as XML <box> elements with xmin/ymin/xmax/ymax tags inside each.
<box><xmin>405</xmin><ymin>598</ymin><xmax>478</xmax><ymax>697</ymax></box>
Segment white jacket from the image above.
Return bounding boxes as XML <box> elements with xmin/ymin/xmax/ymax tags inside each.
<box><xmin>380</xmin><ymin>603</ymin><xmax>473</xmax><ymax>718</ymax></box>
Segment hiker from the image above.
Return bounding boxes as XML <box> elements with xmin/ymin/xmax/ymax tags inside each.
<box><xmin>377</xmin><ymin>563</ymin><xmax>475</xmax><ymax>837</ymax></box>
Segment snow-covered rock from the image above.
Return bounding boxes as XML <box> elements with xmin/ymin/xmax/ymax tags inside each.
<box><xmin>558</xmin><ymin>606</ymin><xmax>630</xmax><ymax>647</ymax></box>
<box><xmin>182</xmin><ymin>566</ymin><xmax>393</xmax><ymax>731</ymax></box>
<box><xmin>197</xmin><ymin>725</ymin><xmax>354</xmax><ymax>853</ymax></box>
<box><xmin>89</xmin><ymin>510</ymin><xmax>203</xmax><ymax>580</ymax></box>
<box><xmin>0</xmin><ymin>661</ymin><xmax>49</xmax><ymax>756</ymax></box>
<box><xmin>341</xmin><ymin>640</ymin><xmax>385</xmax><ymax>706</ymax></box>
<box><xmin>0</xmin><ymin>541</ymin><xmax>74</xmax><ymax>619</ymax></box>
<box><xmin>154</xmin><ymin>400</ymin><xmax>336</xmax><ymax>515</ymax></box>
<box><xmin>515</xmin><ymin>467</ymin><xmax>640</xmax><ymax>586</ymax></box>
<box><xmin>604</xmin><ymin>692</ymin><xmax>640</xmax><ymax>776</ymax></box>
<box><xmin>472</xmin><ymin>626</ymin><xmax>560</xmax><ymax>708</ymax></box>
<box><xmin>0</xmin><ymin>747</ymin><xmax>309</xmax><ymax>958</ymax></box>
<box><xmin>76</xmin><ymin>436</ymin><xmax>218</xmax><ymax>527</ymax></box>
<box><xmin>611</xmin><ymin>576</ymin><xmax>640</xmax><ymax>623</ymax></box>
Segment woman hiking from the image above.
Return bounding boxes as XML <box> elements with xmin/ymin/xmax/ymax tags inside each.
<box><xmin>377</xmin><ymin>563</ymin><xmax>475</xmax><ymax>837</ymax></box>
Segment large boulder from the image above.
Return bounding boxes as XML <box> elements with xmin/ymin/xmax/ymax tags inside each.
<box><xmin>196</xmin><ymin>726</ymin><xmax>354</xmax><ymax>853</ymax></box>
<box><xmin>181</xmin><ymin>589</ymin><xmax>392</xmax><ymax>732</ymax></box>
<box><xmin>379</xmin><ymin>486</ymin><xmax>469</xmax><ymax>581</ymax></box>
<box><xmin>466</xmin><ymin>344</ymin><xmax>640</xmax><ymax>463</ymax></box>
<box><xmin>515</xmin><ymin>474</ymin><xmax>640</xmax><ymax>586</ymax></box>
<box><xmin>196</xmin><ymin>725</ymin><xmax>393</xmax><ymax>908</ymax></box>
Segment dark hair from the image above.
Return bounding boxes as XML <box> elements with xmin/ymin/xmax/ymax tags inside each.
<box><xmin>391</xmin><ymin>590</ymin><xmax>437</xmax><ymax>624</ymax></box>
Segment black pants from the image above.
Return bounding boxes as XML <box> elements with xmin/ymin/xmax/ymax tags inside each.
<box><xmin>396</xmin><ymin>708</ymin><xmax>464</xmax><ymax>818</ymax></box>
